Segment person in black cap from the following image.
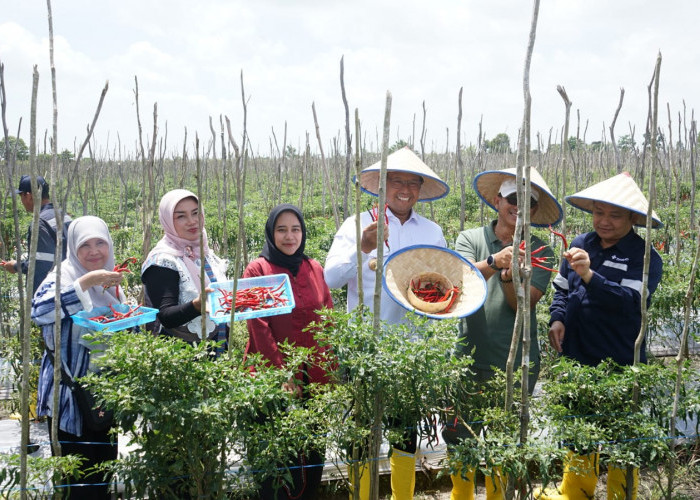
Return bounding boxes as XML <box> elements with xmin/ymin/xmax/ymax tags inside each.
<box><xmin>1</xmin><ymin>175</ymin><xmax>71</xmax><ymax>293</ymax></box>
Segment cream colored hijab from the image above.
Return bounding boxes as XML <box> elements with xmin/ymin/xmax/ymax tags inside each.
<box><xmin>61</xmin><ymin>215</ymin><xmax>120</xmax><ymax>308</ymax></box>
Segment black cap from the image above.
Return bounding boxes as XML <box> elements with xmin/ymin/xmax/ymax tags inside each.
<box><xmin>16</xmin><ymin>175</ymin><xmax>49</xmax><ymax>198</ymax></box>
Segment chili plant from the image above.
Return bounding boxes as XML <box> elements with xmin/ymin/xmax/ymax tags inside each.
<box><xmin>537</xmin><ymin>358</ymin><xmax>698</xmax><ymax>496</ymax></box>
<box><xmin>83</xmin><ymin>330</ymin><xmax>333</xmax><ymax>499</ymax></box>
<box><xmin>315</xmin><ymin>309</ymin><xmax>475</xmax><ymax>496</ymax></box>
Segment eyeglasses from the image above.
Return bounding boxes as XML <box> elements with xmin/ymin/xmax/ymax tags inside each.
<box><xmin>502</xmin><ymin>193</ymin><xmax>538</xmax><ymax>207</ymax></box>
<box><xmin>387</xmin><ymin>177</ymin><xmax>423</xmax><ymax>190</ymax></box>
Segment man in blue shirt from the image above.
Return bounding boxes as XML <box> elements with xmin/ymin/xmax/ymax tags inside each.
<box><xmin>539</xmin><ymin>172</ymin><xmax>663</xmax><ymax>500</ymax></box>
<box><xmin>548</xmin><ymin>173</ymin><xmax>663</xmax><ymax>366</ymax></box>
<box><xmin>1</xmin><ymin>175</ymin><xmax>70</xmax><ymax>294</ymax></box>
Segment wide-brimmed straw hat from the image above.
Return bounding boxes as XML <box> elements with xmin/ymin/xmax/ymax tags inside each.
<box><xmin>473</xmin><ymin>167</ymin><xmax>563</xmax><ymax>227</ymax></box>
<box><xmin>565</xmin><ymin>172</ymin><xmax>663</xmax><ymax>228</ymax></box>
<box><xmin>383</xmin><ymin>245</ymin><xmax>487</xmax><ymax>320</ymax></box>
<box><xmin>358</xmin><ymin>147</ymin><xmax>449</xmax><ymax>202</ymax></box>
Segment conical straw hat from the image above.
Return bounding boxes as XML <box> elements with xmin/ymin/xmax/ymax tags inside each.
<box><xmin>359</xmin><ymin>147</ymin><xmax>449</xmax><ymax>202</ymax></box>
<box><xmin>473</xmin><ymin>167</ymin><xmax>563</xmax><ymax>227</ymax></box>
<box><xmin>383</xmin><ymin>245</ymin><xmax>487</xmax><ymax>320</ymax></box>
<box><xmin>565</xmin><ymin>172</ymin><xmax>662</xmax><ymax>228</ymax></box>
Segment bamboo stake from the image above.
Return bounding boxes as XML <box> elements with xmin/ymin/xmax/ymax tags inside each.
<box><xmin>354</xmin><ymin>109</ymin><xmax>364</xmax><ymax>312</ymax></box>
<box><xmin>19</xmin><ymin>66</ymin><xmax>41</xmax><ymax>500</ymax></box>
<box><xmin>690</xmin><ymin>119</ymin><xmax>697</xmax><ymax>229</ymax></box>
<box><xmin>667</xmin><ymin>104</ymin><xmax>682</xmax><ymax>266</ymax></box>
<box><xmin>610</xmin><ymin>88</ymin><xmax>625</xmax><ymax>174</ymax></box>
<box><xmin>557</xmin><ymin>85</ymin><xmax>571</xmax><ymax>247</ymax></box>
<box><xmin>508</xmin><ymin>1</ymin><xmax>540</xmax><ymax>496</ymax></box>
<box><xmin>196</xmin><ymin>136</ymin><xmax>208</xmax><ymax>341</ymax></box>
<box><xmin>349</xmin><ymin>108</ymin><xmax>364</xmax><ymax>500</ymax></box>
<box><xmin>0</xmin><ymin>61</ymin><xmax>19</xmax><ymax>347</ymax></box>
<box><xmin>311</xmin><ymin>102</ymin><xmax>340</xmax><ymax>230</ymax></box>
<box><xmin>456</xmin><ymin>87</ymin><xmax>466</xmax><ymax>231</ymax></box>
<box><xmin>632</xmin><ymin>52</ymin><xmax>662</xmax><ymax>500</ymax></box>
<box><xmin>341</xmin><ymin>56</ymin><xmax>352</xmax><ymax>218</ymax></box>
<box><xmin>668</xmin><ymin>227</ymin><xmax>699</xmax><ymax>499</ymax></box>
<box><xmin>634</xmin><ymin>53</ymin><xmax>662</xmax><ymax>367</ymax></box>
<box><xmin>369</xmin><ymin>90</ymin><xmax>392</xmax><ymax>500</ymax></box>
<box><xmin>224</xmin><ymin>115</ymin><xmax>241</xmax><ymax>340</ymax></box>
<box><xmin>45</xmin><ymin>0</ymin><xmax>63</xmax><ymax>463</ymax></box>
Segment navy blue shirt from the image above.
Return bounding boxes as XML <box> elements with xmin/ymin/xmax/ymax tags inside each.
<box><xmin>549</xmin><ymin>229</ymin><xmax>663</xmax><ymax>366</ymax></box>
<box><xmin>19</xmin><ymin>203</ymin><xmax>70</xmax><ymax>293</ymax></box>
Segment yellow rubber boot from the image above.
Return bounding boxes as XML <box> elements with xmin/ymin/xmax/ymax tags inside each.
<box><xmin>9</xmin><ymin>390</ymin><xmax>38</xmax><ymax>421</ymax></box>
<box><xmin>449</xmin><ymin>463</ymin><xmax>475</xmax><ymax>500</ymax></box>
<box><xmin>606</xmin><ymin>466</ymin><xmax>638</xmax><ymax>500</ymax></box>
<box><xmin>484</xmin><ymin>466</ymin><xmax>505</xmax><ymax>500</ymax></box>
<box><xmin>390</xmin><ymin>448</ymin><xmax>416</xmax><ymax>500</ymax></box>
<box><xmin>347</xmin><ymin>462</ymin><xmax>370</xmax><ymax>500</ymax></box>
<box><xmin>534</xmin><ymin>451</ymin><xmax>599</xmax><ymax>500</ymax></box>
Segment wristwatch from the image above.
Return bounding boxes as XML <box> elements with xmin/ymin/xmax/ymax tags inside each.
<box><xmin>487</xmin><ymin>254</ymin><xmax>499</xmax><ymax>270</ymax></box>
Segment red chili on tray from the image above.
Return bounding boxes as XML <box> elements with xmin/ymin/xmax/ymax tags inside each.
<box><xmin>217</xmin><ymin>283</ymin><xmax>288</xmax><ymax>314</ymax></box>
<box><xmin>89</xmin><ymin>304</ymin><xmax>143</xmax><ymax>324</ymax></box>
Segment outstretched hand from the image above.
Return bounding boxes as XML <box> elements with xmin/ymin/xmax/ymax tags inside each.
<box><xmin>78</xmin><ymin>270</ymin><xmax>124</xmax><ymax>292</ymax></box>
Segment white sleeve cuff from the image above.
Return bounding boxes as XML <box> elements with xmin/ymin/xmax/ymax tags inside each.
<box><xmin>73</xmin><ymin>278</ymin><xmax>94</xmax><ymax>311</ymax></box>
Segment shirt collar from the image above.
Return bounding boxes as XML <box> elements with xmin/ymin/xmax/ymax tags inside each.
<box><xmin>588</xmin><ymin>229</ymin><xmax>637</xmax><ymax>253</ymax></box>
<box><xmin>386</xmin><ymin>206</ymin><xmax>419</xmax><ymax>224</ymax></box>
<box><xmin>486</xmin><ymin>220</ymin><xmax>500</xmax><ymax>245</ymax></box>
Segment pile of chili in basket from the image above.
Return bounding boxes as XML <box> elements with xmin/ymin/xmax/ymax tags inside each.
<box><xmin>410</xmin><ymin>278</ymin><xmax>460</xmax><ymax>313</ymax></box>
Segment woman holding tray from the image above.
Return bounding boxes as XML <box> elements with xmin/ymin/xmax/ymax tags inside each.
<box><xmin>32</xmin><ymin>215</ymin><xmax>125</xmax><ymax>499</ymax></box>
<box><xmin>243</xmin><ymin>203</ymin><xmax>333</xmax><ymax>500</ymax></box>
<box><xmin>141</xmin><ymin>189</ymin><xmax>228</xmax><ymax>348</ymax></box>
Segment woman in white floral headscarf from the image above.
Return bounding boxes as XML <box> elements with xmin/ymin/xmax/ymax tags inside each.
<box><xmin>141</xmin><ymin>189</ymin><xmax>227</xmax><ymax>345</ymax></box>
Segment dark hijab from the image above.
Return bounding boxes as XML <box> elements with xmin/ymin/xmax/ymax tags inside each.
<box><xmin>260</xmin><ymin>204</ymin><xmax>307</xmax><ymax>276</ymax></box>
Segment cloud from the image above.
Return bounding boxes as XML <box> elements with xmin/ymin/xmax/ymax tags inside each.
<box><xmin>2</xmin><ymin>1</ymin><xmax>699</xmax><ymax>155</ymax></box>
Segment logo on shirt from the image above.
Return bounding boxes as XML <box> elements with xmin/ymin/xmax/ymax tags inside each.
<box><xmin>610</xmin><ymin>254</ymin><xmax>629</xmax><ymax>263</ymax></box>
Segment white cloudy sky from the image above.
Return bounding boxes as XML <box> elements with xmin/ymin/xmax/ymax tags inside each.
<box><xmin>1</xmin><ymin>0</ymin><xmax>698</xmax><ymax>157</ymax></box>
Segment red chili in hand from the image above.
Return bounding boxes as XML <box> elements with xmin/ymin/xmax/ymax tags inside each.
<box><xmin>548</xmin><ymin>225</ymin><xmax>568</xmax><ymax>250</ymax></box>
<box><xmin>519</xmin><ymin>241</ymin><xmax>558</xmax><ymax>272</ymax></box>
<box><xmin>108</xmin><ymin>257</ymin><xmax>138</xmax><ymax>297</ymax></box>
<box><xmin>369</xmin><ymin>203</ymin><xmax>390</xmax><ymax>251</ymax></box>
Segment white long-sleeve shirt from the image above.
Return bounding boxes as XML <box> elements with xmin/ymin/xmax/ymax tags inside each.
<box><xmin>324</xmin><ymin>207</ymin><xmax>446</xmax><ymax>324</ymax></box>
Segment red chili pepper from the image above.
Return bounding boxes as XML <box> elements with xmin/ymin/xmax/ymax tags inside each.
<box><xmin>108</xmin><ymin>256</ymin><xmax>138</xmax><ymax>298</ymax></box>
<box><xmin>532</xmin><ymin>262</ymin><xmax>558</xmax><ymax>273</ymax></box>
<box><xmin>440</xmin><ymin>290</ymin><xmax>459</xmax><ymax>313</ymax></box>
<box><xmin>532</xmin><ymin>245</ymin><xmax>547</xmax><ymax>255</ymax></box>
<box><xmin>548</xmin><ymin>225</ymin><xmax>568</xmax><ymax>250</ymax></box>
<box><xmin>369</xmin><ymin>203</ymin><xmax>390</xmax><ymax>251</ymax></box>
